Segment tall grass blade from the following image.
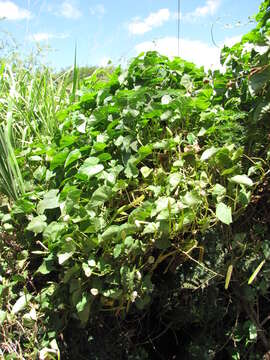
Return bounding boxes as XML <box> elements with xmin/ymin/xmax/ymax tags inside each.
<box><xmin>0</xmin><ymin>100</ymin><xmax>25</xmax><ymax>201</ymax></box>
<box><xmin>71</xmin><ymin>43</ymin><xmax>78</xmax><ymax>103</ymax></box>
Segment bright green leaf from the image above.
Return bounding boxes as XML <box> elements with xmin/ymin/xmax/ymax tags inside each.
<box><xmin>230</xmin><ymin>175</ymin><xmax>253</xmax><ymax>187</ymax></box>
<box><xmin>76</xmin><ymin>294</ymin><xmax>88</xmax><ymax>313</ymax></box>
<box><xmin>60</xmin><ymin>135</ymin><xmax>77</xmax><ymax>148</ymax></box>
<box><xmin>43</xmin><ymin>222</ymin><xmax>66</xmax><ymax>242</ymax></box>
<box><xmin>26</xmin><ymin>215</ymin><xmax>47</xmax><ymax>235</ymax></box>
<box><xmin>138</xmin><ymin>145</ymin><xmax>152</xmax><ymax>157</ymax></box>
<box><xmin>113</xmin><ymin>244</ymin><xmax>123</xmax><ymax>258</ymax></box>
<box><xmin>91</xmin><ymin>186</ymin><xmax>112</xmax><ymax>204</ymax></box>
<box><xmin>77</xmin><ymin>157</ymin><xmax>104</xmax><ymax>179</ymax></box>
<box><xmin>11</xmin><ymin>294</ymin><xmax>32</xmax><ymax>314</ymax></box>
<box><xmin>64</xmin><ymin>149</ymin><xmax>81</xmax><ymax>168</ymax></box>
<box><xmin>140</xmin><ymin>166</ymin><xmax>153</xmax><ymax>178</ymax></box>
<box><xmin>50</xmin><ymin>149</ymin><xmax>69</xmax><ymax>170</ymax></box>
<box><xmin>101</xmin><ymin>225</ymin><xmax>120</xmax><ymax>242</ymax></box>
<box><xmin>212</xmin><ymin>184</ymin><xmax>226</xmax><ymax>197</ymax></box>
<box><xmin>216</xmin><ymin>202</ymin><xmax>232</xmax><ymax>225</ymax></box>
<box><xmin>0</xmin><ymin>310</ymin><xmax>7</xmax><ymax>325</ymax></box>
<box><xmin>37</xmin><ymin>256</ymin><xmax>55</xmax><ymax>275</ymax></box>
<box><xmin>57</xmin><ymin>242</ymin><xmax>75</xmax><ymax>265</ymax></box>
<box><xmin>37</xmin><ymin>189</ymin><xmax>59</xmax><ymax>215</ymax></box>
<box><xmin>168</xmin><ymin>173</ymin><xmax>181</xmax><ymax>189</ymax></box>
<box><xmin>200</xmin><ymin>147</ymin><xmax>218</xmax><ymax>161</ymax></box>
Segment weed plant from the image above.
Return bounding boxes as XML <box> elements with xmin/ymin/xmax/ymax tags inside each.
<box><xmin>0</xmin><ymin>1</ymin><xmax>270</xmax><ymax>358</ymax></box>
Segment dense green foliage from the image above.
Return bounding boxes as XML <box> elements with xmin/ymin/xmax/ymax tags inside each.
<box><xmin>0</xmin><ymin>1</ymin><xmax>270</xmax><ymax>358</ymax></box>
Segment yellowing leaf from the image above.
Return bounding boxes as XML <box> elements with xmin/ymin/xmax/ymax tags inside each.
<box><xmin>248</xmin><ymin>260</ymin><xmax>265</xmax><ymax>285</ymax></box>
<box><xmin>225</xmin><ymin>264</ymin><xmax>233</xmax><ymax>290</ymax></box>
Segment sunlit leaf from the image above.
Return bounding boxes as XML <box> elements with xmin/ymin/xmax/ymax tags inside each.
<box><xmin>50</xmin><ymin>149</ymin><xmax>69</xmax><ymax>170</ymax></box>
<box><xmin>26</xmin><ymin>215</ymin><xmax>47</xmax><ymax>234</ymax></box>
<box><xmin>57</xmin><ymin>242</ymin><xmax>75</xmax><ymax>265</ymax></box>
<box><xmin>12</xmin><ymin>294</ymin><xmax>32</xmax><ymax>314</ymax></box>
<box><xmin>140</xmin><ymin>166</ymin><xmax>153</xmax><ymax>178</ymax></box>
<box><xmin>216</xmin><ymin>202</ymin><xmax>232</xmax><ymax>225</ymax></box>
<box><xmin>64</xmin><ymin>149</ymin><xmax>81</xmax><ymax>168</ymax></box>
<box><xmin>77</xmin><ymin>157</ymin><xmax>104</xmax><ymax>179</ymax></box>
<box><xmin>230</xmin><ymin>175</ymin><xmax>253</xmax><ymax>187</ymax></box>
<box><xmin>0</xmin><ymin>310</ymin><xmax>7</xmax><ymax>325</ymax></box>
<box><xmin>161</xmin><ymin>94</ymin><xmax>172</xmax><ymax>105</ymax></box>
<box><xmin>37</xmin><ymin>189</ymin><xmax>60</xmax><ymax>215</ymax></box>
<box><xmin>200</xmin><ymin>147</ymin><xmax>218</xmax><ymax>161</ymax></box>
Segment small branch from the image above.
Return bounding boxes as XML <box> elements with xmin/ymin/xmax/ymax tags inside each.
<box><xmin>261</xmin><ymin>315</ymin><xmax>270</xmax><ymax>327</ymax></box>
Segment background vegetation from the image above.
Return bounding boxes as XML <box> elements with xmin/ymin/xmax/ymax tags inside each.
<box><xmin>0</xmin><ymin>1</ymin><xmax>270</xmax><ymax>359</ymax></box>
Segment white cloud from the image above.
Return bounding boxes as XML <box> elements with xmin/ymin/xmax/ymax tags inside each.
<box><xmin>99</xmin><ymin>56</ymin><xmax>111</xmax><ymax>67</ymax></box>
<box><xmin>134</xmin><ymin>35</ymin><xmax>241</xmax><ymax>70</ymax></box>
<box><xmin>135</xmin><ymin>37</ymin><xmax>219</xmax><ymax>69</ymax></box>
<box><xmin>183</xmin><ymin>0</ymin><xmax>221</xmax><ymax>22</ymax></box>
<box><xmin>194</xmin><ymin>0</ymin><xmax>220</xmax><ymax>17</ymax></box>
<box><xmin>90</xmin><ymin>4</ymin><xmax>105</xmax><ymax>17</ymax></box>
<box><xmin>29</xmin><ymin>32</ymin><xmax>69</xmax><ymax>42</ymax></box>
<box><xmin>129</xmin><ymin>8</ymin><xmax>170</xmax><ymax>35</ymax></box>
<box><xmin>171</xmin><ymin>11</ymin><xmax>183</xmax><ymax>21</ymax></box>
<box><xmin>60</xmin><ymin>1</ymin><xmax>81</xmax><ymax>19</ymax></box>
<box><xmin>0</xmin><ymin>1</ymin><xmax>31</xmax><ymax>20</ymax></box>
<box><xmin>223</xmin><ymin>35</ymin><xmax>242</xmax><ymax>47</ymax></box>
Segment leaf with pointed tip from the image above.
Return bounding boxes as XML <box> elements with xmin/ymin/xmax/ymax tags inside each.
<box><xmin>37</xmin><ymin>189</ymin><xmax>59</xmax><ymax>214</ymax></box>
<box><xmin>230</xmin><ymin>175</ymin><xmax>253</xmax><ymax>187</ymax></box>
<box><xmin>216</xmin><ymin>202</ymin><xmax>232</xmax><ymax>225</ymax></box>
<box><xmin>201</xmin><ymin>147</ymin><xmax>218</xmax><ymax>161</ymax></box>
<box><xmin>12</xmin><ymin>294</ymin><xmax>32</xmax><ymax>314</ymax></box>
<box><xmin>65</xmin><ymin>149</ymin><xmax>81</xmax><ymax>168</ymax></box>
<box><xmin>77</xmin><ymin>157</ymin><xmax>104</xmax><ymax>179</ymax></box>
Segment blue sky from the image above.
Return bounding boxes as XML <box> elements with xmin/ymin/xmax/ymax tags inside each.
<box><xmin>0</xmin><ymin>0</ymin><xmax>262</xmax><ymax>70</ymax></box>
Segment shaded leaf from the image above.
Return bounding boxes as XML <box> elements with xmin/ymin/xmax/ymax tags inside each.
<box><xmin>249</xmin><ymin>65</ymin><xmax>270</xmax><ymax>95</ymax></box>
